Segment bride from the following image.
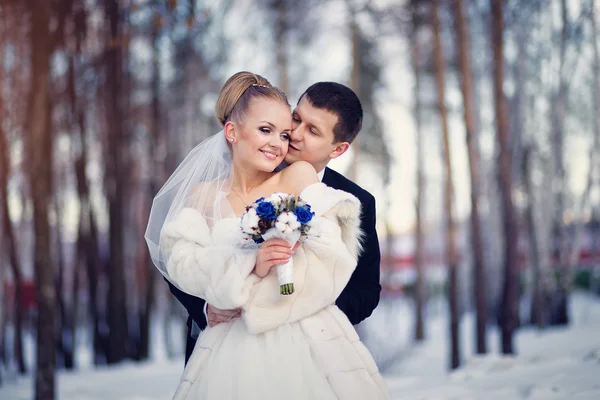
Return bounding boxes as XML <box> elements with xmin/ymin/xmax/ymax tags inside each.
<box><xmin>145</xmin><ymin>71</ymin><xmax>389</xmax><ymax>399</ymax></box>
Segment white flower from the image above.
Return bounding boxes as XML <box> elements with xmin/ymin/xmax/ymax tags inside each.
<box><xmin>241</xmin><ymin>208</ymin><xmax>260</xmax><ymax>234</ymax></box>
<box><xmin>267</xmin><ymin>192</ymin><xmax>287</xmax><ymax>207</ymax></box>
<box><xmin>275</xmin><ymin>211</ymin><xmax>301</xmax><ymax>234</ymax></box>
<box><xmin>241</xmin><ymin>232</ymin><xmax>254</xmax><ymax>241</ymax></box>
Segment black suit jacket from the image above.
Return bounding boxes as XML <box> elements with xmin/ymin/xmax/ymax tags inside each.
<box><xmin>167</xmin><ymin>166</ymin><xmax>382</xmax><ymax>364</ymax></box>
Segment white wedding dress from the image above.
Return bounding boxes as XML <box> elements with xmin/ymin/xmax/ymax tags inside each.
<box><xmin>160</xmin><ymin>183</ymin><xmax>389</xmax><ymax>400</ymax></box>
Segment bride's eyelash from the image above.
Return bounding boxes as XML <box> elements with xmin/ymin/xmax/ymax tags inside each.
<box><xmin>260</xmin><ymin>126</ymin><xmax>288</xmax><ymax>140</ymax></box>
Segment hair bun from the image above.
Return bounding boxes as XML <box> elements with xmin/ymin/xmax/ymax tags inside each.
<box><xmin>215</xmin><ymin>72</ymin><xmax>287</xmax><ymax>127</ymax></box>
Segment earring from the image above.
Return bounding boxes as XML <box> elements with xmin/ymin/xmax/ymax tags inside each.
<box><xmin>228</xmin><ymin>137</ymin><xmax>234</xmax><ymax>143</ymax></box>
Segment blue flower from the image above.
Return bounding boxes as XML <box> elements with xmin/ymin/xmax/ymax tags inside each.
<box><xmin>255</xmin><ymin>201</ymin><xmax>277</xmax><ymax>220</ymax></box>
<box><xmin>294</xmin><ymin>205</ymin><xmax>313</xmax><ymax>225</ymax></box>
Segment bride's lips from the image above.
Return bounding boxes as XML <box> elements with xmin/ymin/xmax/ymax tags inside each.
<box><xmin>260</xmin><ymin>150</ymin><xmax>279</xmax><ymax>160</ymax></box>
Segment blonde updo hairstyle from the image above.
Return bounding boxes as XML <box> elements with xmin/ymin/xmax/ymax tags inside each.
<box><xmin>215</xmin><ymin>71</ymin><xmax>289</xmax><ymax>127</ymax></box>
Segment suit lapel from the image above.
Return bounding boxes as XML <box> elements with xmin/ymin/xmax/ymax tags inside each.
<box><xmin>322</xmin><ymin>167</ymin><xmax>335</xmax><ymax>188</ymax></box>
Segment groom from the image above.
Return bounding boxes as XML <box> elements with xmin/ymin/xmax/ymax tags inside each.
<box><xmin>167</xmin><ymin>82</ymin><xmax>382</xmax><ymax>363</ymax></box>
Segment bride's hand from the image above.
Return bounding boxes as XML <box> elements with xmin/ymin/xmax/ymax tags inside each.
<box><xmin>254</xmin><ymin>239</ymin><xmax>299</xmax><ymax>278</ymax></box>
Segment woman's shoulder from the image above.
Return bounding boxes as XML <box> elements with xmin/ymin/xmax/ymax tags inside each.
<box><xmin>277</xmin><ymin>161</ymin><xmax>319</xmax><ymax>194</ymax></box>
<box><xmin>280</xmin><ymin>160</ymin><xmax>318</xmax><ymax>179</ymax></box>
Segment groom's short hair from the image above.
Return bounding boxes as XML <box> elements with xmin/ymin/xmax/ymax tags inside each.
<box><xmin>298</xmin><ymin>82</ymin><xmax>363</xmax><ymax>144</ymax></box>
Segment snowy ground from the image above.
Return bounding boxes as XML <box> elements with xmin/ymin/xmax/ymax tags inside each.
<box><xmin>383</xmin><ymin>292</ymin><xmax>600</xmax><ymax>399</ymax></box>
<box><xmin>1</xmin><ymin>291</ymin><xmax>599</xmax><ymax>399</ymax></box>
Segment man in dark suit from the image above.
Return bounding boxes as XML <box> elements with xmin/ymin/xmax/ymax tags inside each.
<box><xmin>167</xmin><ymin>82</ymin><xmax>382</xmax><ymax>364</ymax></box>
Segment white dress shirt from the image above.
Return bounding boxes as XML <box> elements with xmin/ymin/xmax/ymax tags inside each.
<box><xmin>317</xmin><ymin>168</ymin><xmax>325</xmax><ymax>182</ymax></box>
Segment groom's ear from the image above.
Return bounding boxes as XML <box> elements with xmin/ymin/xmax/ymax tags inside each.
<box><xmin>329</xmin><ymin>142</ymin><xmax>350</xmax><ymax>160</ymax></box>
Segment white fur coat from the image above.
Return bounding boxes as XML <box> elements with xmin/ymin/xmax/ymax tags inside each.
<box><xmin>160</xmin><ymin>182</ymin><xmax>389</xmax><ymax>399</ymax></box>
<box><xmin>160</xmin><ymin>182</ymin><xmax>364</xmax><ymax>333</ymax></box>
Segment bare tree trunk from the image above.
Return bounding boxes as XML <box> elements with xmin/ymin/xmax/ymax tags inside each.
<box><xmin>510</xmin><ymin>9</ymin><xmax>541</xmax><ymax>327</ymax></box>
<box><xmin>523</xmin><ymin>146</ymin><xmax>548</xmax><ymax>328</ymax></box>
<box><xmin>0</xmin><ymin>49</ymin><xmax>27</xmax><ymax>376</ymax></box>
<box><xmin>27</xmin><ymin>1</ymin><xmax>56</xmax><ymax>397</ymax></box>
<box><xmin>45</xmin><ymin>68</ymin><xmax>74</xmax><ymax>370</ymax></box>
<box><xmin>64</xmin><ymin>10</ymin><xmax>85</xmax><ymax>348</ymax></box>
<box><xmin>104</xmin><ymin>0</ymin><xmax>128</xmax><ymax>364</ymax></box>
<box><xmin>592</xmin><ymin>0</ymin><xmax>600</xmax><ymax>207</ymax></box>
<box><xmin>69</xmin><ymin>215</ymin><xmax>81</xmax><ymax>369</ymax></box>
<box><xmin>510</xmin><ymin>16</ymin><xmax>528</xmax><ymax>188</ymax></box>
<box><xmin>410</xmin><ymin>1</ymin><xmax>425</xmax><ymax>342</ymax></box>
<box><xmin>0</xmin><ymin>285</ymin><xmax>3</xmax><ymax>385</ymax></box>
<box><xmin>68</xmin><ymin>50</ymin><xmax>106</xmax><ymax>364</ymax></box>
<box><xmin>593</xmin><ymin>1</ymin><xmax>600</xmax><ymax>161</ymax></box>
<box><xmin>54</xmin><ymin>164</ymin><xmax>76</xmax><ymax>370</ymax></box>
<box><xmin>274</xmin><ymin>0</ymin><xmax>289</xmax><ymax>95</ymax></box>
<box><xmin>347</xmin><ymin>4</ymin><xmax>360</xmax><ymax>182</ymax></box>
<box><xmin>491</xmin><ymin>0</ymin><xmax>519</xmax><ymax>354</ymax></box>
<box><xmin>453</xmin><ymin>0</ymin><xmax>487</xmax><ymax>354</ymax></box>
<box><xmin>550</xmin><ymin>0</ymin><xmax>571</xmax><ymax>326</ymax></box>
<box><xmin>0</xmin><ymin>280</ymin><xmax>4</xmax><ymax>385</ymax></box>
<box><xmin>0</xmin><ymin>36</ymin><xmax>5</xmax><ymax>380</ymax></box>
<box><xmin>69</xmin><ymin>4</ymin><xmax>108</xmax><ymax>360</ymax></box>
<box><xmin>49</xmin><ymin>89</ymin><xmax>70</xmax><ymax>370</ymax></box>
<box><xmin>432</xmin><ymin>0</ymin><xmax>460</xmax><ymax>370</ymax></box>
<box><xmin>135</xmin><ymin>19</ymin><xmax>162</xmax><ymax>361</ymax></box>
<box><xmin>0</xmin><ymin>274</ymin><xmax>9</xmax><ymax>374</ymax></box>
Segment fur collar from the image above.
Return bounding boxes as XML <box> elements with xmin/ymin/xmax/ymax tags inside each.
<box><xmin>300</xmin><ymin>183</ymin><xmax>364</xmax><ymax>260</ymax></box>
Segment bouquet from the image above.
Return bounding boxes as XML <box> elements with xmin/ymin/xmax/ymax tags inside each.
<box><xmin>240</xmin><ymin>193</ymin><xmax>314</xmax><ymax>295</ymax></box>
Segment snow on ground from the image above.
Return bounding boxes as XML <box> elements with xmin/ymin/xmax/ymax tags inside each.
<box><xmin>383</xmin><ymin>291</ymin><xmax>600</xmax><ymax>399</ymax></box>
<box><xmin>1</xmin><ymin>291</ymin><xmax>599</xmax><ymax>399</ymax></box>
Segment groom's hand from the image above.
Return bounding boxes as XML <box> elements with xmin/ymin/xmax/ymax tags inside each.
<box><xmin>206</xmin><ymin>304</ymin><xmax>241</xmax><ymax>327</ymax></box>
<box><xmin>254</xmin><ymin>238</ymin><xmax>299</xmax><ymax>278</ymax></box>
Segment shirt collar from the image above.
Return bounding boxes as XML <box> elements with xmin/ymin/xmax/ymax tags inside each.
<box><xmin>317</xmin><ymin>168</ymin><xmax>325</xmax><ymax>182</ymax></box>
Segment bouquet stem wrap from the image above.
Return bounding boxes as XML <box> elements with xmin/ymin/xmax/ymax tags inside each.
<box><xmin>262</xmin><ymin>229</ymin><xmax>301</xmax><ymax>295</ymax></box>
